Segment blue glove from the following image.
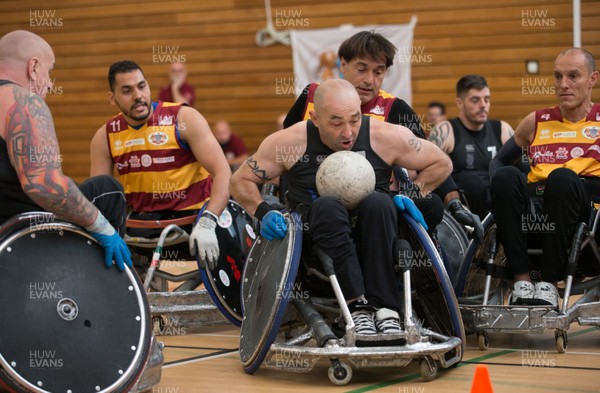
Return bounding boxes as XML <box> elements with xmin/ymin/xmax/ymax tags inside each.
<box><xmin>86</xmin><ymin>212</ymin><xmax>132</xmax><ymax>271</ymax></box>
<box><xmin>393</xmin><ymin>194</ymin><xmax>428</xmax><ymax>230</ymax></box>
<box><xmin>90</xmin><ymin>231</ymin><xmax>132</xmax><ymax>271</ymax></box>
<box><xmin>261</xmin><ymin>210</ymin><xmax>287</xmax><ymax>240</ymax></box>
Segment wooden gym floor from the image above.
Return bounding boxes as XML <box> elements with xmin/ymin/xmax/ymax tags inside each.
<box><xmin>153</xmin><ymin>321</ymin><xmax>600</xmax><ymax>393</ymax></box>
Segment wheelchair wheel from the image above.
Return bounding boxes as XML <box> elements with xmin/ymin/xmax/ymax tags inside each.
<box><xmin>454</xmin><ymin>213</ymin><xmax>506</xmax><ymax>299</ymax></box>
<box><xmin>399</xmin><ymin>213</ymin><xmax>466</xmax><ymax>357</ymax></box>
<box><xmin>239</xmin><ymin>212</ymin><xmax>302</xmax><ymax>374</ymax></box>
<box><xmin>0</xmin><ymin>213</ymin><xmax>151</xmax><ymax>393</ymax></box>
<box><xmin>437</xmin><ymin>211</ymin><xmax>470</xmax><ymax>286</ymax></box>
<box><xmin>198</xmin><ymin>200</ymin><xmax>257</xmax><ymax>327</ymax></box>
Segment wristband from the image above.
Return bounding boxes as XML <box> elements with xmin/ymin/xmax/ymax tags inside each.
<box><xmin>447</xmin><ymin>199</ymin><xmax>463</xmax><ymax>214</ymax></box>
<box><xmin>85</xmin><ymin>211</ymin><xmax>115</xmax><ymax>236</ymax></box>
<box><xmin>201</xmin><ymin>210</ymin><xmax>219</xmax><ymax>223</ymax></box>
<box><xmin>254</xmin><ymin>201</ymin><xmax>274</xmax><ymax>221</ymax></box>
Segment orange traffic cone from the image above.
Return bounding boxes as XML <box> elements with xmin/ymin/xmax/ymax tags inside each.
<box><xmin>470</xmin><ymin>364</ymin><xmax>494</xmax><ymax>393</ymax></box>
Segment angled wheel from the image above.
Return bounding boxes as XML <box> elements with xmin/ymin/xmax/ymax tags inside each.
<box><xmin>239</xmin><ymin>212</ymin><xmax>303</xmax><ymax>374</ymax></box>
<box><xmin>0</xmin><ymin>213</ymin><xmax>151</xmax><ymax>393</ymax></box>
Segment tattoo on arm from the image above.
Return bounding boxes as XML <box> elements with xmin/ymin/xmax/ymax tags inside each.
<box><xmin>245</xmin><ymin>155</ymin><xmax>271</xmax><ymax>182</ymax></box>
<box><xmin>428</xmin><ymin>122</ymin><xmax>451</xmax><ymax>150</ymax></box>
<box><xmin>408</xmin><ymin>134</ymin><xmax>422</xmax><ymax>153</ymax></box>
<box><xmin>6</xmin><ymin>86</ymin><xmax>96</xmax><ymax>225</ymax></box>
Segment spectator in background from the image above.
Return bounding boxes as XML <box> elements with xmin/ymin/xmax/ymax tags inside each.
<box><xmin>426</xmin><ymin>101</ymin><xmax>447</xmax><ymax>134</ymax></box>
<box><xmin>158</xmin><ymin>62</ymin><xmax>196</xmax><ymax>107</ymax></box>
<box><xmin>213</xmin><ymin>120</ymin><xmax>249</xmax><ymax>171</ymax></box>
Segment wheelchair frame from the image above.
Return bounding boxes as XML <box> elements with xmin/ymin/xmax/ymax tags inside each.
<box><xmin>240</xmin><ymin>212</ymin><xmax>464</xmax><ymax>386</ymax></box>
<box><xmin>458</xmin><ymin>209</ymin><xmax>600</xmax><ymax>353</ymax></box>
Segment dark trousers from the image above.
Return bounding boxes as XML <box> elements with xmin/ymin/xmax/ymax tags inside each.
<box><xmin>457</xmin><ymin>174</ymin><xmax>490</xmax><ymax>220</ymax></box>
<box><xmin>305</xmin><ymin>193</ymin><xmax>401</xmax><ymax>311</ymax></box>
<box><xmin>0</xmin><ymin>175</ymin><xmax>126</xmax><ymax>234</ymax></box>
<box><xmin>78</xmin><ymin>175</ymin><xmax>127</xmax><ymax>235</ymax></box>
<box><xmin>413</xmin><ymin>192</ymin><xmax>444</xmax><ymax>232</ymax></box>
<box><xmin>491</xmin><ymin>167</ymin><xmax>591</xmax><ymax>282</ymax></box>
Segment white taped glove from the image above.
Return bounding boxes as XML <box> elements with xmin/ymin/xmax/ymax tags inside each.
<box><xmin>190</xmin><ymin>211</ymin><xmax>220</xmax><ymax>270</ymax></box>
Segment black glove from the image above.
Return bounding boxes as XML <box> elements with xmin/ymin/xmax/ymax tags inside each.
<box><xmin>447</xmin><ymin>199</ymin><xmax>483</xmax><ymax>242</ymax></box>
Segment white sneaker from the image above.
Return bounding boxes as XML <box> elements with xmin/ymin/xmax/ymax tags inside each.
<box><xmin>510</xmin><ymin>281</ymin><xmax>535</xmax><ymax>304</ymax></box>
<box><xmin>375</xmin><ymin>308</ymin><xmax>403</xmax><ymax>334</ymax></box>
<box><xmin>534</xmin><ymin>282</ymin><xmax>559</xmax><ymax>308</ymax></box>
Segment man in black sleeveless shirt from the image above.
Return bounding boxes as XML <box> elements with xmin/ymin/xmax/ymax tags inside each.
<box><xmin>0</xmin><ymin>30</ymin><xmax>131</xmax><ymax>271</ymax></box>
<box><xmin>231</xmin><ymin>79</ymin><xmax>451</xmax><ymax>336</ymax></box>
<box><xmin>428</xmin><ymin>75</ymin><xmax>513</xmax><ymax>219</ymax></box>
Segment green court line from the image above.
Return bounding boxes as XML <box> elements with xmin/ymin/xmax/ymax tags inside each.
<box><xmin>344</xmin><ymin>327</ymin><xmax>598</xmax><ymax>393</ymax></box>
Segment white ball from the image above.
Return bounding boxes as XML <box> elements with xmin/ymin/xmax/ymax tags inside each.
<box><xmin>316</xmin><ymin>151</ymin><xmax>376</xmax><ymax>209</ymax></box>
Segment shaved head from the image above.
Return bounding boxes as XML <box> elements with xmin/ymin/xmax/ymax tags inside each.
<box><xmin>310</xmin><ymin>79</ymin><xmax>363</xmax><ymax>151</ymax></box>
<box><xmin>0</xmin><ymin>30</ymin><xmax>53</xmax><ymax>65</ymax></box>
<box><xmin>314</xmin><ymin>78</ymin><xmax>361</xmax><ymax>115</ymax></box>
<box><xmin>0</xmin><ymin>30</ymin><xmax>56</xmax><ymax>97</ymax></box>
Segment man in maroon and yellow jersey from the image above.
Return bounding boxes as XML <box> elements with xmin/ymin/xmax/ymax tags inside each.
<box><xmin>90</xmin><ymin>60</ymin><xmax>231</xmax><ymax>269</ymax></box>
<box><xmin>491</xmin><ymin>48</ymin><xmax>599</xmax><ymax>308</ymax></box>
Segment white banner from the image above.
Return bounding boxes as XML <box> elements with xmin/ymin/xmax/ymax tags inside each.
<box><xmin>290</xmin><ymin>19</ymin><xmax>416</xmax><ymax>105</ymax></box>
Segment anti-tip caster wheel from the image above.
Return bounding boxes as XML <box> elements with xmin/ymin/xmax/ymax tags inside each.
<box><xmin>477</xmin><ymin>330</ymin><xmax>489</xmax><ymax>351</ymax></box>
<box><xmin>152</xmin><ymin>315</ymin><xmax>166</xmax><ymax>336</ymax></box>
<box><xmin>555</xmin><ymin>330</ymin><xmax>568</xmax><ymax>353</ymax></box>
<box><xmin>328</xmin><ymin>360</ymin><xmax>352</xmax><ymax>386</ymax></box>
<box><xmin>419</xmin><ymin>357</ymin><xmax>438</xmax><ymax>381</ymax></box>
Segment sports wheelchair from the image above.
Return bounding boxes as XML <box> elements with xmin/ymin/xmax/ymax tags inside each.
<box><xmin>0</xmin><ymin>212</ymin><xmax>161</xmax><ymax>392</ymax></box>
<box><xmin>124</xmin><ymin>200</ymin><xmax>256</xmax><ymax>333</ymax></box>
<box><xmin>226</xmin><ymin>210</ymin><xmax>464</xmax><ymax>386</ymax></box>
<box><xmin>455</xmin><ymin>208</ymin><xmax>600</xmax><ymax>353</ymax></box>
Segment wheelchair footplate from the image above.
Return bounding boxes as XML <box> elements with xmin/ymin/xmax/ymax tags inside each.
<box><xmin>461</xmin><ymin>304</ymin><xmax>560</xmax><ymax>333</ymax></box>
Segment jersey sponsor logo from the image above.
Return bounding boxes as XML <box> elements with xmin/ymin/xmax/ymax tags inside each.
<box><xmin>157</xmin><ymin>114</ymin><xmax>174</xmax><ymax>126</ymax></box>
<box><xmin>316</xmin><ymin>155</ymin><xmax>328</xmax><ymax>164</ymax></box>
<box><xmin>555</xmin><ymin>147</ymin><xmax>569</xmax><ymax>160</ymax></box>
<box><xmin>153</xmin><ymin>156</ymin><xmax>175</xmax><ymax>164</ymax></box>
<box><xmin>116</xmin><ymin>161</ymin><xmax>128</xmax><ymax>170</ymax></box>
<box><xmin>582</xmin><ymin>126</ymin><xmax>600</xmax><ymax>139</ymax></box>
<box><xmin>129</xmin><ymin>155</ymin><xmax>141</xmax><ymax>168</ymax></box>
<box><xmin>148</xmin><ymin>131</ymin><xmax>168</xmax><ymax>146</ymax></box>
<box><xmin>124</xmin><ymin>138</ymin><xmax>145</xmax><ymax>147</ymax></box>
<box><xmin>539</xmin><ymin>129</ymin><xmax>550</xmax><ymax>139</ymax></box>
<box><xmin>552</xmin><ymin>131</ymin><xmax>576</xmax><ymax>139</ymax></box>
<box><xmin>141</xmin><ymin>154</ymin><xmax>152</xmax><ymax>167</ymax></box>
<box><xmin>113</xmin><ymin>139</ymin><xmax>123</xmax><ymax>150</ymax></box>
<box><xmin>370</xmin><ymin>105</ymin><xmax>385</xmax><ymax>115</ymax></box>
<box><xmin>586</xmin><ymin>145</ymin><xmax>600</xmax><ymax>154</ymax></box>
<box><xmin>571</xmin><ymin>147</ymin><xmax>584</xmax><ymax>158</ymax></box>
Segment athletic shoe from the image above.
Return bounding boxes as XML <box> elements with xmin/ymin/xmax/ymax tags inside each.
<box><xmin>534</xmin><ymin>281</ymin><xmax>559</xmax><ymax>308</ymax></box>
<box><xmin>375</xmin><ymin>308</ymin><xmax>403</xmax><ymax>334</ymax></box>
<box><xmin>348</xmin><ymin>299</ymin><xmax>377</xmax><ymax>336</ymax></box>
<box><xmin>510</xmin><ymin>280</ymin><xmax>535</xmax><ymax>304</ymax></box>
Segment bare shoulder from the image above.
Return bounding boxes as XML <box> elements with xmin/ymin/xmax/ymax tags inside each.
<box><xmin>261</xmin><ymin>121</ymin><xmax>307</xmax><ymax>151</ymax></box>
<box><xmin>514</xmin><ymin>111</ymin><xmax>536</xmax><ymax>146</ymax></box>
